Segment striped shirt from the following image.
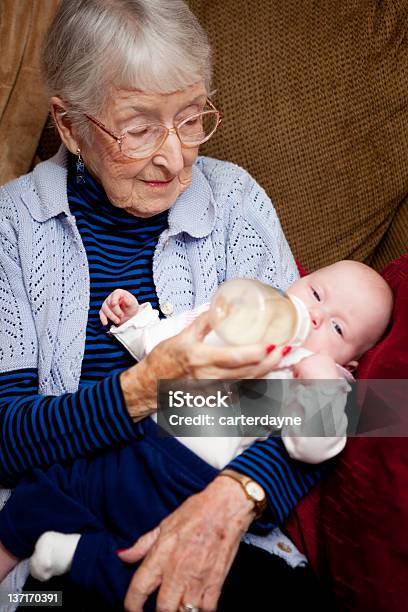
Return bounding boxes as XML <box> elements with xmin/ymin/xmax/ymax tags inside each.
<box><xmin>67</xmin><ymin>153</ymin><xmax>168</xmax><ymax>384</ymax></box>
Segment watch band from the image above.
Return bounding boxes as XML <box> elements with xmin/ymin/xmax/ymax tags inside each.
<box><xmin>219</xmin><ymin>469</ymin><xmax>267</xmax><ymax>519</ymax></box>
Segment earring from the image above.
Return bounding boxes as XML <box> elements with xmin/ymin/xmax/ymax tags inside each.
<box><xmin>76</xmin><ymin>148</ymin><xmax>85</xmax><ymax>184</ymax></box>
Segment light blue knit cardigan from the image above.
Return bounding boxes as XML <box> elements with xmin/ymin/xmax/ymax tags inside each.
<box><xmin>0</xmin><ymin>146</ymin><xmax>299</xmax><ymax>392</ymax></box>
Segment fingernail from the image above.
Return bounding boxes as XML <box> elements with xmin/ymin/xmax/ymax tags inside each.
<box><xmin>116</xmin><ymin>548</ymin><xmax>127</xmax><ymax>554</ymax></box>
<box><xmin>281</xmin><ymin>346</ymin><xmax>292</xmax><ymax>357</ymax></box>
<box><xmin>266</xmin><ymin>344</ymin><xmax>276</xmax><ymax>354</ymax></box>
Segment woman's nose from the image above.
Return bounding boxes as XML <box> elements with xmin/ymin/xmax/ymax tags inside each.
<box><xmin>309</xmin><ymin>307</ymin><xmax>324</xmax><ymax>329</ymax></box>
<box><xmin>153</xmin><ymin>130</ymin><xmax>185</xmax><ymax>175</ymax></box>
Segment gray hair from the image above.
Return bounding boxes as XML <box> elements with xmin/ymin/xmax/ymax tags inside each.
<box><xmin>42</xmin><ymin>0</ymin><xmax>212</xmax><ymax>138</ymax></box>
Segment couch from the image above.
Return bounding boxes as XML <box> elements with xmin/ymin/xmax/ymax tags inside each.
<box><xmin>1</xmin><ymin>1</ymin><xmax>407</xmax><ymax>609</ymax></box>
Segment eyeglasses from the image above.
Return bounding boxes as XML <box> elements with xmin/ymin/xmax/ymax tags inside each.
<box><xmin>84</xmin><ymin>98</ymin><xmax>221</xmax><ymax>160</ymax></box>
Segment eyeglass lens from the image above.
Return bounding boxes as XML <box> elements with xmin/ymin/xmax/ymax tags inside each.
<box><xmin>122</xmin><ymin>111</ymin><xmax>219</xmax><ymax>159</ymax></box>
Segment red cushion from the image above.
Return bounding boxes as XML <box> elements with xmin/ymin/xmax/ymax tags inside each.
<box><xmin>285</xmin><ymin>254</ymin><xmax>408</xmax><ymax>610</ymax></box>
<box><xmin>295</xmin><ymin>259</ymin><xmax>308</xmax><ymax>277</ymax></box>
<box><xmin>357</xmin><ymin>253</ymin><xmax>408</xmax><ymax>379</ymax></box>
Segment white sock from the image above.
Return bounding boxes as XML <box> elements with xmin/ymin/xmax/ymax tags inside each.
<box><xmin>29</xmin><ymin>531</ymin><xmax>81</xmax><ymax>582</ymax></box>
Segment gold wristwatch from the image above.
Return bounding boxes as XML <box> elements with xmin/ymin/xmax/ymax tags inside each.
<box><xmin>219</xmin><ymin>469</ymin><xmax>267</xmax><ymax>519</ymax></box>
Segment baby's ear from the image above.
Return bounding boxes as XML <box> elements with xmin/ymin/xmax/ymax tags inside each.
<box><xmin>345</xmin><ymin>359</ymin><xmax>358</xmax><ymax>373</ymax></box>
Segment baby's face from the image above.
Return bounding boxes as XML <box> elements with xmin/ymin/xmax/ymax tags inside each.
<box><xmin>286</xmin><ymin>261</ymin><xmax>393</xmax><ymax>367</ymax></box>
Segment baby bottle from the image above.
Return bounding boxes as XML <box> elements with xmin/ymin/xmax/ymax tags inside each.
<box><xmin>208</xmin><ymin>279</ymin><xmax>310</xmax><ymax>347</ymax></box>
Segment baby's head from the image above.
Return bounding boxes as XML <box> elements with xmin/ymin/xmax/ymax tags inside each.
<box><xmin>286</xmin><ymin>260</ymin><xmax>393</xmax><ymax>369</ymax></box>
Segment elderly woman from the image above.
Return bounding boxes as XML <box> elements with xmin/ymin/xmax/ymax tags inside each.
<box><xmin>0</xmin><ymin>0</ymin><xmax>325</xmax><ymax>610</ymax></box>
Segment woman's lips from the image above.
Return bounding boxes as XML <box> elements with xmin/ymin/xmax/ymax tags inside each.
<box><xmin>140</xmin><ymin>178</ymin><xmax>174</xmax><ymax>188</ymax></box>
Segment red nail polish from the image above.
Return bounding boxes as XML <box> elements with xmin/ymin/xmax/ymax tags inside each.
<box><xmin>266</xmin><ymin>344</ymin><xmax>276</xmax><ymax>354</ymax></box>
<box><xmin>116</xmin><ymin>548</ymin><xmax>127</xmax><ymax>554</ymax></box>
<box><xmin>281</xmin><ymin>346</ymin><xmax>292</xmax><ymax>357</ymax></box>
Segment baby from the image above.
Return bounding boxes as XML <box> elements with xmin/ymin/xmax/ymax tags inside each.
<box><xmin>103</xmin><ymin>259</ymin><xmax>393</xmax><ymax>465</ymax></box>
<box><xmin>0</xmin><ymin>261</ymin><xmax>393</xmax><ymax>598</ymax></box>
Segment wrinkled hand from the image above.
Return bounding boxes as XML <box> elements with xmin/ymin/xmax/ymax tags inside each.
<box><xmin>118</xmin><ymin>476</ymin><xmax>256</xmax><ymax>612</ymax></box>
<box><xmin>120</xmin><ymin>311</ymin><xmax>283</xmax><ymax>419</ymax></box>
<box><xmin>99</xmin><ymin>289</ymin><xmax>139</xmax><ymax>326</ymax></box>
<box><xmin>141</xmin><ymin>310</ymin><xmax>283</xmax><ymax>380</ymax></box>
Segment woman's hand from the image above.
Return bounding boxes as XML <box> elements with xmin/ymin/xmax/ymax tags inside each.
<box><xmin>118</xmin><ymin>475</ymin><xmax>256</xmax><ymax>612</ymax></box>
<box><xmin>99</xmin><ymin>289</ymin><xmax>140</xmax><ymax>326</ymax></box>
<box><xmin>120</xmin><ymin>311</ymin><xmax>283</xmax><ymax>421</ymax></box>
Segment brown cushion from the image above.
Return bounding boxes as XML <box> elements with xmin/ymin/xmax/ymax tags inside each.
<box><xmin>189</xmin><ymin>0</ymin><xmax>408</xmax><ymax>271</ymax></box>
<box><xmin>5</xmin><ymin>1</ymin><xmax>407</xmax><ymax>270</ymax></box>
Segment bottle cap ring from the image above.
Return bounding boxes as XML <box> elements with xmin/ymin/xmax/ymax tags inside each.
<box><xmin>287</xmin><ymin>295</ymin><xmax>311</xmax><ymax>346</ymax></box>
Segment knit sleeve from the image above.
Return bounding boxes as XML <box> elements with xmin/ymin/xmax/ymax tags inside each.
<box><xmin>0</xmin><ymin>191</ymin><xmax>38</xmax><ymax>371</ymax></box>
<box><xmin>0</xmin><ymin>369</ymin><xmax>135</xmax><ymax>486</ymax></box>
<box><xmin>0</xmin><ymin>195</ymin><xmax>135</xmax><ymax>485</ymax></box>
<box><xmin>224</xmin><ymin>167</ymin><xmax>300</xmax><ymax>291</ymax></box>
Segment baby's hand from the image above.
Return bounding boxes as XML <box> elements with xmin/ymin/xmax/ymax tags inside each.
<box><xmin>99</xmin><ymin>289</ymin><xmax>139</xmax><ymax>326</ymax></box>
<box><xmin>293</xmin><ymin>352</ymin><xmax>340</xmax><ymax>380</ymax></box>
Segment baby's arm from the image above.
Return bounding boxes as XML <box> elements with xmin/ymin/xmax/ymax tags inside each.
<box><xmin>109</xmin><ymin>303</ymin><xmax>210</xmax><ymax>362</ymax></box>
<box><xmin>99</xmin><ymin>289</ymin><xmax>139</xmax><ymax>326</ymax></box>
<box><xmin>292</xmin><ymin>353</ymin><xmax>341</xmax><ymax>380</ymax></box>
<box><xmin>281</xmin><ymin>353</ymin><xmax>349</xmax><ymax>464</ymax></box>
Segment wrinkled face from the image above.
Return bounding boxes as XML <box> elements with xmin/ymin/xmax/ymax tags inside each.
<box><xmin>80</xmin><ymin>82</ymin><xmax>207</xmax><ymax>217</ymax></box>
<box><xmin>286</xmin><ymin>262</ymin><xmax>391</xmax><ymax>366</ymax></box>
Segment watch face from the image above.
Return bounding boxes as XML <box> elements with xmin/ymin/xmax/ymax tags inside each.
<box><xmin>246</xmin><ymin>481</ymin><xmax>265</xmax><ymax>502</ymax></box>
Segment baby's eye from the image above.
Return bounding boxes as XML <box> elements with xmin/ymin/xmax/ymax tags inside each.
<box><xmin>332</xmin><ymin>321</ymin><xmax>343</xmax><ymax>337</ymax></box>
<box><xmin>311</xmin><ymin>288</ymin><xmax>321</xmax><ymax>302</ymax></box>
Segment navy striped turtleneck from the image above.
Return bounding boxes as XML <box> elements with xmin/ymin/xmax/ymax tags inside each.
<box><xmin>67</xmin><ymin>153</ymin><xmax>168</xmax><ymax>384</ymax></box>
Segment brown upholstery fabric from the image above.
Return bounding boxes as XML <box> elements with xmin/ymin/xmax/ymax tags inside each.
<box><xmin>1</xmin><ymin>0</ymin><xmax>407</xmax><ymax>269</ymax></box>
<box><xmin>189</xmin><ymin>0</ymin><xmax>408</xmax><ymax>270</ymax></box>
<box><xmin>0</xmin><ymin>0</ymin><xmax>60</xmax><ymax>185</ymax></box>
<box><xmin>371</xmin><ymin>192</ymin><xmax>408</xmax><ymax>270</ymax></box>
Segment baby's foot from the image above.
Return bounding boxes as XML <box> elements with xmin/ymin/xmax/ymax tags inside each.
<box><xmin>29</xmin><ymin>532</ymin><xmax>81</xmax><ymax>581</ymax></box>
